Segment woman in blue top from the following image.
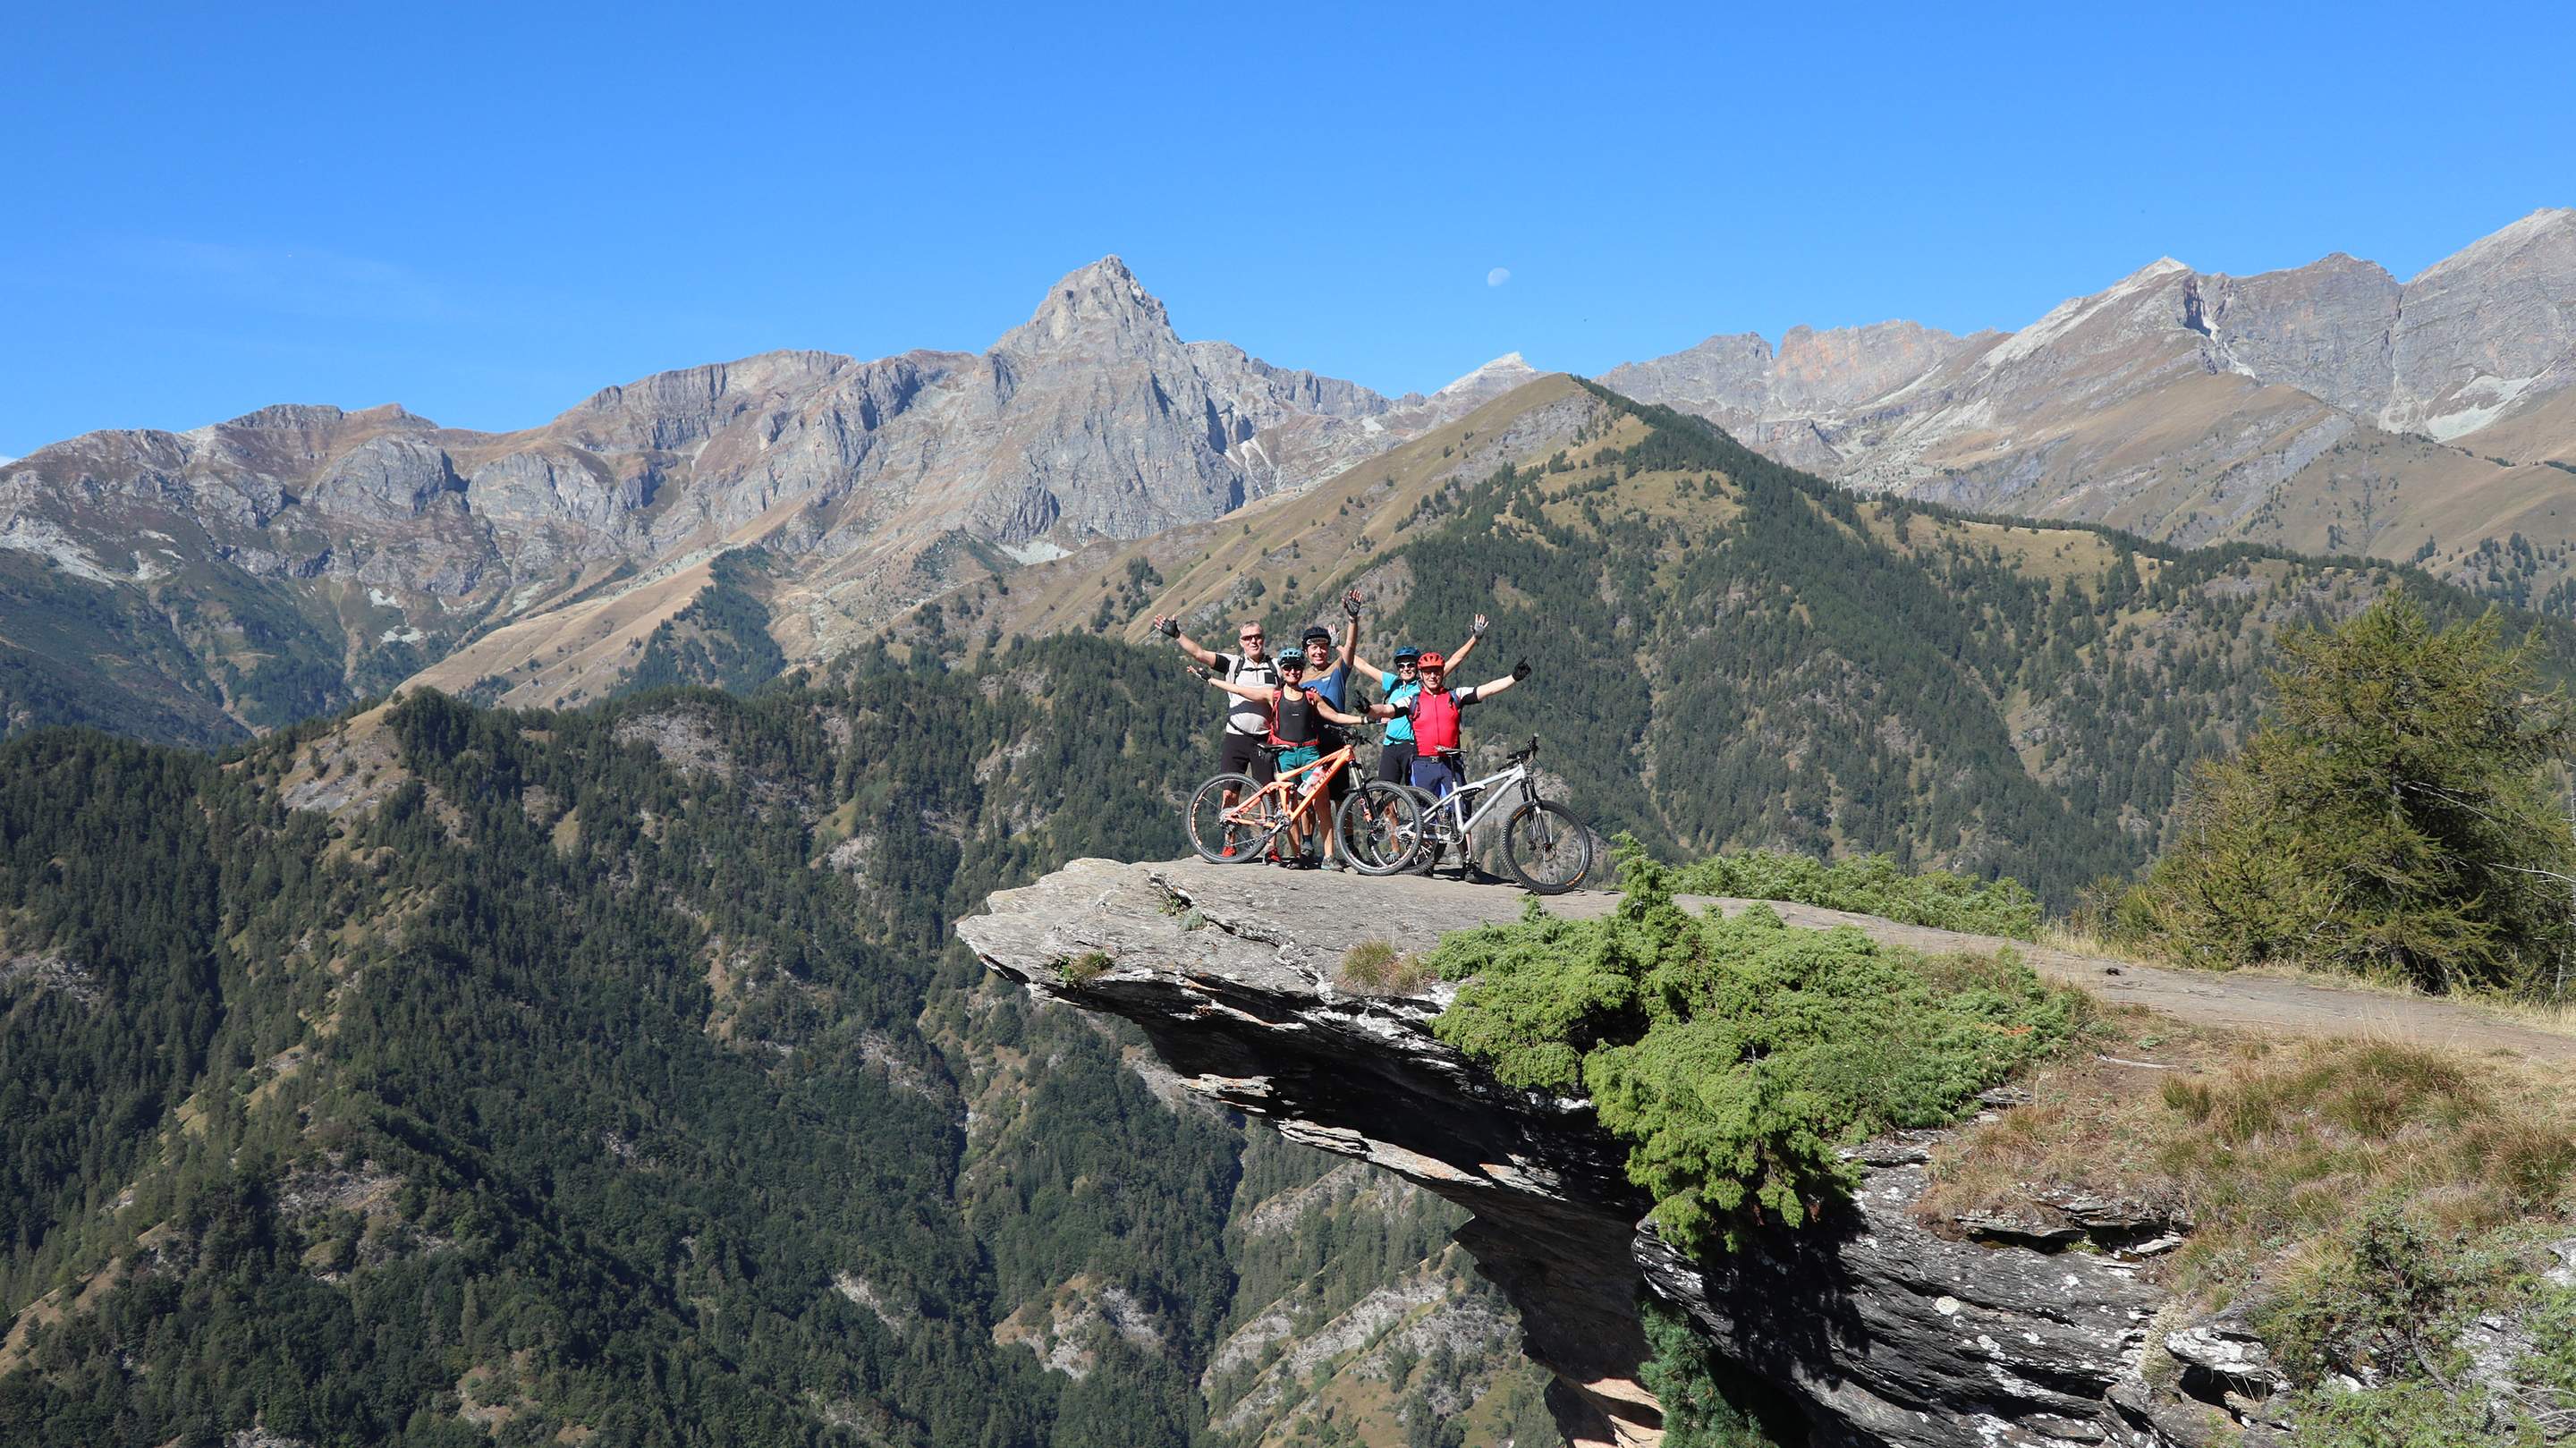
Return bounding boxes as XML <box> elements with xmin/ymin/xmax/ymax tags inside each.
<box><xmin>1343</xmin><ymin>590</ymin><xmax>1487</xmax><ymax>787</ymax></box>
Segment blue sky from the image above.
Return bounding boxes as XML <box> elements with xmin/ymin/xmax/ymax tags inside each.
<box><xmin>4</xmin><ymin>0</ymin><xmax>2571</xmax><ymax>456</ymax></box>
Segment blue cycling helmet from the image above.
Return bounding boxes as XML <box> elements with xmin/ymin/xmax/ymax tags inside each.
<box><xmin>1393</xmin><ymin>646</ymin><xmax>1422</xmax><ymax>665</ymax></box>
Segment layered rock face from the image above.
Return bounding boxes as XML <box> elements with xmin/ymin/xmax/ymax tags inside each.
<box><xmin>1602</xmin><ymin>208</ymin><xmax>2576</xmax><ymax>567</ymax></box>
<box><xmin>958</xmin><ymin>859</ymin><xmax>2257</xmax><ymax>1448</ymax></box>
<box><xmin>0</xmin><ymin>259</ymin><xmax>1505</xmax><ymax>735</ymax></box>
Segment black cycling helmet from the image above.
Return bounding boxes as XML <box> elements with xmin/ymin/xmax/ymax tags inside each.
<box><xmin>1300</xmin><ymin>625</ymin><xmax>1332</xmax><ymax>646</ymax></box>
<box><xmin>1393</xmin><ymin>646</ymin><xmax>1421</xmax><ymax>664</ymax></box>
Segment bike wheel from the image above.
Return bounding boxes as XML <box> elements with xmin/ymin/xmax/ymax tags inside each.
<box><xmin>1336</xmin><ymin>782</ymin><xmax>1425</xmax><ymax>876</ymax></box>
<box><xmin>1501</xmin><ymin>800</ymin><xmax>1591</xmax><ymax>894</ymax></box>
<box><xmin>1186</xmin><ymin>774</ymin><xmax>1276</xmax><ymax>863</ymax></box>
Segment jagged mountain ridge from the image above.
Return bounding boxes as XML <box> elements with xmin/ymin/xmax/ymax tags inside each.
<box><xmin>1602</xmin><ymin>208</ymin><xmax>2576</xmax><ymax>604</ymax></box>
<box><xmin>0</xmin><ymin>258</ymin><xmax>1515</xmax><ymax>741</ymax></box>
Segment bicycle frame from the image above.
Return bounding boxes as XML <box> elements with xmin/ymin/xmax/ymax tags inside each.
<box><xmin>1419</xmin><ymin>758</ymin><xmax>1538</xmax><ymax>847</ymax></box>
<box><xmin>1222</xmin><ymin>745</ymin><xmax>1358</xmax><ymax>835</ymax></box>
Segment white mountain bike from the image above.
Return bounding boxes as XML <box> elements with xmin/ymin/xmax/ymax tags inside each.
<box><xmin>1338</xmin><ymin>736</ymin><xmax>1592</xmax><ymax>893</ymax></box>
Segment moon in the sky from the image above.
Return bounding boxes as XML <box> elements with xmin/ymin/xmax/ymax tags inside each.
<box><xmin>1487</xmin><ymin>267</ymin><xmax>1511</xmax><ymax>287</ymax></box>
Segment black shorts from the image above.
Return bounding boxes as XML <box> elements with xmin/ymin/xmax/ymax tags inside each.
<box><xmin>1220</xmin><ymin>732</ymin><xmax>1275</xmax><ymax>782</ymax></box>
<box><xmin>1317</xmin><ymin>728</ymin><xmax>1352</xmax><ymax>800</ymax></box>
<box><xmin>1377</xmin><ymin>741</ymin><xmax>1416</xmax><ymax>786</ymax></box>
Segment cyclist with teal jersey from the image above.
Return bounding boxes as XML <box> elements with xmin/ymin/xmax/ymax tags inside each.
<box><xmin>1346</xmin><ymin>605</ymin><xmax>1487</xmax><ymax>786</ymax></box>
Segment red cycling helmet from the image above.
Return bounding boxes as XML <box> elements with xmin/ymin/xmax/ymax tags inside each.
<box><xmin>1415</xmin><ymin>651</ymin><xmax>1445</xmax><ymax>671</ymax></box>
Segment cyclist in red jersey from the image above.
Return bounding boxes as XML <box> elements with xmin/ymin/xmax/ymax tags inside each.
<box><xmin>1367</xmin><ymin>651</ymin><xmax>1530</xmax><ymax>800</ymax></box>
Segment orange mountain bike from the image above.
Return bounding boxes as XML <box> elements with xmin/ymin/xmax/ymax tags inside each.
<box><xmin>1185</xmin><ymin>744</ymin><xmax>1424</xmax><ymax>869</ymax></box>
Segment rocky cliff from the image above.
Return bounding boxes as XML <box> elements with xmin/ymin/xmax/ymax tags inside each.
<box><xmin>957</xmin><ymin>859</ymin><xmax>2288</xmax><ymax>1448</ymax></box>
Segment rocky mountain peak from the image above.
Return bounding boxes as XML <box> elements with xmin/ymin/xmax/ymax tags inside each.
<box><xmin>1432</xmin><ymin>351</ymin><xmax>1540</xmax><ymax>402</ymax></box>
<box><xmin>2411</xmin><ymin>206</ymin><xmax>2576</xmax><ymax>284</ymax></box>
<box><xmin>568</xmin><ymin>350</ymin><xmax>853</xmax><ymax>420</ymax></box>
<box><xmin>997</xmin><ymin>255</ymin><xmax>1179</xmax><ymax>359</ymax></box>
<box><xmin>219</xmin><ymin>402</ymin><xmax>352</xmax><ymax>432</ymax></box>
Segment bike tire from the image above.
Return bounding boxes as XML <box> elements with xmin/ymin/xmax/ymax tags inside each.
<box><xmin>1336</xmin><ymin>782</ymin><xmax>1425</xmax><ymax>876</ymax></box>
<box><xmin>1186</xmin><ymin>773</ymin><xmax>1278</xmax><ymax>863</ymax></box>
<box><xmin>1501</xmin><ymin>800</ymin><xmax>1591</xmax><ymax>894</ymax></box>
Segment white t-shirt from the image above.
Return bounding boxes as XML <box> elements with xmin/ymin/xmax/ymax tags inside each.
<box><xmin>1215</xmin><ymin>652</ymin><xmax>1282</xmax><ymax>736</ymax></box>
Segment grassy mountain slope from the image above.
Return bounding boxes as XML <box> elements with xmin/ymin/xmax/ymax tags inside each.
<box><xmin>0</xmin><ymin>639</ymin><xmax>1553</xmax><ymax>1448</ymax></box>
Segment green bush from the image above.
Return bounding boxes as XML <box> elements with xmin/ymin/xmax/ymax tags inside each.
<box><xmin>1668</xmin><ymin>847</ymin><xmax>2042</xmax><ymax>940</ymax></box>
<box><xmin>2266</xmin><ymin>1206</ymin><xmax>2572</xmax><ymax>1444</ymax></box>
<box><xmin>1428</xmin><ymin>851</ymin><xmax>2078</xmax><ymax>1249</ymax></box>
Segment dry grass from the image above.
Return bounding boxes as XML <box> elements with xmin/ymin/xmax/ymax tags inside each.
<box><xmin>1921</xmin><ymin>1004</ymin><xmax>2576</xmax><ymax>1312</ymax></box>
<box><xmin>1337</xmin><ymin>939</ymin><xmax>1433</xmax><ymax>996</ymax></box>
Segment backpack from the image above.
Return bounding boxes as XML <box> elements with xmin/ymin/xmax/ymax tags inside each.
<box><xmin>1407</xmin><ymin>687</ymin><xmax>1462</xmax><ymax>752</ymax></box>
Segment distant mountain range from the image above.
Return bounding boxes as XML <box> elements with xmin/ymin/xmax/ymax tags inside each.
<box><xmin>1</xmin><ymin>213</ymin><xmax>2569</xmax><ymax>743</ymax></box>
<box><xmin>1603</xmin><ymin>207</ymin><xmax>2576</xmax><ymax>590</ymax></box>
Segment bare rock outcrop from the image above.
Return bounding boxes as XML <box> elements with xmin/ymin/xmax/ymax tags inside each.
<box><xmin>955</xmin><ymin>858</ymin><xmax>2271</xmax><ymax>1448</ymax></box>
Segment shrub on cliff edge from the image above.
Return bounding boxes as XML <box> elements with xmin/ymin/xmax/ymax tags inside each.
<box><xmin>1428</xmin><ymin>850</ymin><xmax>2080</xmax><ymax>1249</ymax></box>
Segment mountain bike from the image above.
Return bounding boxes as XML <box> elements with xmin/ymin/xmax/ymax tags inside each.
<box><xmin>1185</xmin><ymin>744</ymin><xmax>1424</xmax><ymax>869</ymax></box>
<box><xmin>1345</xmin><ymin>736</ymin><xmax>1590</xmax><ymax>893</ymax></box>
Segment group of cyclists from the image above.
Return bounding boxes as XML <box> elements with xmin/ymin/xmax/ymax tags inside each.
<box><xmin>1151</xmin><ymin>589</ymin><xmax>1528</xmax><ymax>871</ymax></box>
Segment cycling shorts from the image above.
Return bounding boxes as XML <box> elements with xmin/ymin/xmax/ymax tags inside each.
<box><xmin>1220</xmin><ymin>732</ymin><xmax>1275</xmax><ymax>782</ymax></box>
<box><xmin>1376</xmin><ymin>741</ymin><xmax>1417</xmax><ymax>787</ymax></box>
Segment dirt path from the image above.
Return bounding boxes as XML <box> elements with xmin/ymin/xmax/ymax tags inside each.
<box><xmin>1140</xmin><ymin>858</ymin><xmax>2576</xmax><ymax>1066</ymax></box>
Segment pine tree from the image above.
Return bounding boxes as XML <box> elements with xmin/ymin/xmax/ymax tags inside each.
<box><xmin>2134</xmin><ymin>589</ymin><xmax>2576</xmax><ymax>995</ymax></box>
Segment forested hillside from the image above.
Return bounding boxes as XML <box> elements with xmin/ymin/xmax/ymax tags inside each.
<box><xmin>967</xmin><ymin>378</ymin><xmax>2576</xmax><ymax>904</ymax></box>
<box><xmin>0</xmin><ymin>641</ymin><xmax>1556</xmax><ymax>1448</ymax></box>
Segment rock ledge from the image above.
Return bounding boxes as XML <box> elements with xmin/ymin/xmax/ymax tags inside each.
<box><xmin>958</xmin><ymin>859</ymin><xmax>2245</xmax><ymax>1447</ymax></box>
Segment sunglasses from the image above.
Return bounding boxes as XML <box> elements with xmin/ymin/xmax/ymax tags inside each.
<box><xmin>1241</xmin><ymin>634</ymin><xmax>1265</xmax><ymax>642</ymax></box>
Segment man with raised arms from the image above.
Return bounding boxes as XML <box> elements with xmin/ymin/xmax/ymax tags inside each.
<box><xmin>1153</xmin><ymin>612</ymin><xmax>1280</xmax><ymax>816</ymax></box>
<box><xmin>1379</xmin><ymin>650</ymin><xmax>1531</xmax><ymax>800</ymax></box>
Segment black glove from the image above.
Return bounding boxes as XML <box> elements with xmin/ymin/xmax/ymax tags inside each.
<box><xmin>1156</xmin><ymin>615</ymin><xmax>1181</xmax><ymax>638</ymax></box>
<box><xmin>1512</xmin><ymin>658</ymin><xmax>1530</xmax><ymax>682</ymax></box>
<box><xmin>1342</xmin><ymin>589</ymin><xmax>1362</xmax><ymax>620</ymax></box>
<box><xmin>1187</xmin><ymin>665</ymin><xmax>1211</xmax><ymax>682</ymax></box>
